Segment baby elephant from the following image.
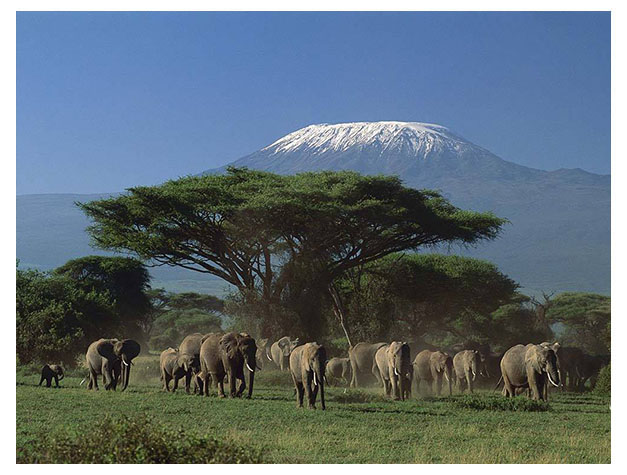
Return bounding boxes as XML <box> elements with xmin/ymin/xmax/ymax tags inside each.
<box><xmin>160</xmin><ymin>348</ymin><xmax>196</xmax><ymax>392</ymax></box>
<box><xmin>39</xmin><ymin>364</ymin><xmax>64</xmax><ymax>387</ymax></box>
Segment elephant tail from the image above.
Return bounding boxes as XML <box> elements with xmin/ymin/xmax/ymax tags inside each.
<box><xmin>492</xmin><ymin>375</ymin><xmax>503</xmax><ymax>392</ymax></box>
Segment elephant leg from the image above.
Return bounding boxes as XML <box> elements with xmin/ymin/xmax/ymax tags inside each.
<box><xmin>350</xmin><ymin>359</ymin><xmax>358</xmax><ymax>388</ymax></box>
<box><xmin>217</xmin><ymin>375</ymin><xmax>226</xmax><ymax>398</ymax></box>
<box><xmin>304</xmin><ymin>375</ymin><xmax>315</xmax><ymax>409</ymax></box>
<box><xmin>90</xmin><ymin>369</ymin><xmax>99</xmax><ymax>390</ymax></box>
<box><xmin>527</xmin><ymin>370</ymin><xmax>542</xmax><ymax>400</ymax></box>
<box><xmin>236</xmin><ymin>375</ymin><xmax>246</xmax><ymax>397</ymax></box>
<box><xmin>38</xmin><ymin>374</ymin><xmax>44</xmax><ymax>386</ymax></box>
<box><xmin>185</xmin><ymin>372</ymin><xmax>191</xmax><ymax>394</ymax></box>
<box><xmin>228</xmin><ymin>369</ymin><xmax>237</xmax><ymax>397</ymax></box>
<box><xmin>54</xmin><ymin>375</ymin><xmax>59</xmax><ymax>388</ymax></box>
<box><xmin>202</xmin><ymin>373</ymin><xmax>211</xmax><ymax>397</ymax></box>
<box><xmin>172</xmin><ymin>375</ymin><xmax>180</xmax><ymax>392</ymax></box>
<box><xmin>296</xmin><ymin>383</ymin><xmax>304</xmax><ymax>408</ymax></box>
<box><xmin>311</xmin><ymin>382</ymin><xmax>319</xmax><ymax>408</ymax></box>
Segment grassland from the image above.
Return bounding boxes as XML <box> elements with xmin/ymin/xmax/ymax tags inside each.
<box><xmin>16</xmin><ymin>355</ymin><xmax>611</xmax><ymax>463</ymax></box>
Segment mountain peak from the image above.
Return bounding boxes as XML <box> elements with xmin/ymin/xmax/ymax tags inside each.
<box><xmin>262</xmin><ymin>121</ymin><xmax>469</xmax><ymax>157</ymax></box>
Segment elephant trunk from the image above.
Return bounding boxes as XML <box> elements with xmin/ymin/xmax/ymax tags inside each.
<box><xmin>446</xmin><ymin>367</ymin><xmax>453</xmax><ymax>395</ymax></box>
<box><xmin>247</xmin><ymin>365</ymin><xmax>255</xmax><ymax>399</ymax></box>
<box><xmin>121</xmin><ymin>357</ymin><xmax>131</xmax><ymax>391</ymax></box>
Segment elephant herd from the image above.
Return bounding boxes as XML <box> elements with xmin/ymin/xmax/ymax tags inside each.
<box><xmin>38</xmin><ymin>334</ymin><xmax>608</xmax><ymax>407</ymax></box>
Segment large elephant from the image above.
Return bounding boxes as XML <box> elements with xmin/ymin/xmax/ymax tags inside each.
<box><xmin>39</xmin><ymin>364</ymin><xmax>64</xmax><ymax>387</ymax></box>
<box><xmin>325</xmin><ymin>357</ymin><xmax>351</xmax><ymax>386</ymax></box>
<box><xmin>270</xmin><ymin>336</ymin><xmax>299</xmax><ymax>371</ymax></box>
<box><xmin>85</xmin><ymin>338</ymin><xmax>140</xmax><ymax>391</ymax></box>
<box><xmin>179</xmin><ymin>332</ymin><xmax>211</xmax><ymax>393</ymax></box>
<box><xmin>453</xmin><ymin>350</ymin><xmax>481</xmax><ymax>393</ymax></box>
<box><xmin>500</xmin><ymin>343</ymin><xmax>560</xmax><ymax>400</ymax></box>
<box><xmin>374</xmin><ymin>342</ymin><xmax>412</xmax><ymax>400</ymax></box>
<box><xmin>289</xmin><ymin>342</ymin><xmax>327</xmax><ymax>410</ymax></box>
<box><xmin>348</xmin><ymin>342</ymin><xmax>387</xmax><ymax>387</ymax></box>
<box><xmin>200</xmin><ymin>332</ymin><xmax>257</xmax><ymax>398</ymax></box>
<box><xmin>413</xmin><ymin>350</ymin><xmax>453</xmax><ymax>396</ymax></box>
<box><xmin>160</xmin><ymin>348</ymin><xmax>195</xmax><ymax>392</ymax></box>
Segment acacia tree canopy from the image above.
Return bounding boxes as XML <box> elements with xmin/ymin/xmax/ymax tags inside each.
<box><xmin>80</xmin><ymin>168</ymin><xmax>506</xmax><ymax>340</ymax></box>
<box><xmin>546</xmin><ymin>292</ymin><xmax>611</xmax><ymax>354</ymax></box>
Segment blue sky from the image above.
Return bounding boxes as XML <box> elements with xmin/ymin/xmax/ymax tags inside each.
<box><xmin>17</xmin><ymin>11</ymin><xmax>610</xmax><ymax>194</ymax></box>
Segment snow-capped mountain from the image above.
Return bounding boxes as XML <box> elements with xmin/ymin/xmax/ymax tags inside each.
<box><xmin>207</xmin><ymin>121</ymin><xmax>610</xmax><ymax>294</ymax></box>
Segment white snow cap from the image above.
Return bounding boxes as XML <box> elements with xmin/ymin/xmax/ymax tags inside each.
<box><xmin>263</xmin><ymin>121</ymin><xmax>469</xmax><ymax>156</ymax></box>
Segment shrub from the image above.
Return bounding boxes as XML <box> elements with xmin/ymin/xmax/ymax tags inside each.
<box><xmin>594</xmin><ymin>364</ymin><xmax>610</xmax><ymax>396</ymax></box>
<box><xmin>16</xmin><ymin>415</ymin><xmax>263</xmax><ymax>464</ymax></box>
<box><xmin>454</xmin><ymin>395</ymin><xmax>550</xmax><ymax>412</ymax></box>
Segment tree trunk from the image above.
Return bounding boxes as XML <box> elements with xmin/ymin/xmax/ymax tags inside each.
<box><xmin>328</xmin><ymin>282</ymin><xmax>353</xmax><ymax>348</ymax></box>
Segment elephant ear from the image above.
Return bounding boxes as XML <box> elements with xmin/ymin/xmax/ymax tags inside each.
<box><xmin>117</xmin><ymin>339</ymin><xmax>141</xmax><ymax>360</ymax></box>
<box><xmin>96</xmin><ymin>340</ymin><xmax>116</xmax><ymax>360</ymax></box>
<box><xmin>219</xmin><ymin>334</ymin><xmax>238</xmax><ymax>358</ymax></box>
<box><xmin>526</xmin><ymin>346</ymin><xmax>543</xmax><ymax>374</ymax></box>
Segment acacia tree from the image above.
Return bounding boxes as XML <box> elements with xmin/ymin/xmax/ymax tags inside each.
<box><xmin>336</xmin><ymin>253</ymin><xmax>519</xmax><ymax>343</ymax></box>
<box><xmin>546</xmin><ymin>292</ymin><xmax>611</xmax><ymax>354</ymax></box>
<box><xmin>79</xmin><ymin>168</ymin><xmax>505</xmax><ymax>343</ymax></box>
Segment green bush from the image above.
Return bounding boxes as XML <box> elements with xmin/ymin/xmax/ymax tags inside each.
<box><xmin>454</xmin><ymin>395</ymin><xmax>550</xmax><ymax>412</ymax></box>
<box><xmin>594</xmin><ymin>364</ymin><xmax>611</xmax><ymax>396</ymax></box>
<box><xmin>17</xmin><ymin>415</ymin><xmax>263</xmax><ymax>464</ymax></box>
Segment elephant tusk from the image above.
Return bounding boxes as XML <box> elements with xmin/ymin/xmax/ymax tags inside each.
<box><xmin>80</xmin><ymin>377</ymin><xmax>86</xmax><ymax>386</ymax></box>
<box><xmin>313</xmin><ymin>372</ymin><xmax>318</xmax><ymax>386</ymax></box>
<box><xmin>394</xmin><ymin>367</ymin><xmax>400</xmax><ymax>377</ymax></box>
<box><xmin>547</xmin><ymin>372</ymin><xmax>559</xmax><ymax>387</ymax></box>
<box><xmin>267</xmin><ymin>354</ymin><xmax>272</xmax><ymax>361</ymax></box>
<box><xmin>472</xmin><ymin>370</ymin><xmax>476</xmax><ymax>381</ymax></box>
<box><xmin>444</xmin><ymin>371</ymin><xmax>449</xmax><ymax>382</ymax></box>
<box><xmin>123</xmin><ymin>360</ymin><xmax>130</xmax><ymax>367</ymax></box>
<box><xmin>246</xmin><ymin>362</ymin><xmax>254</xmax><ymax>373</ymax></box>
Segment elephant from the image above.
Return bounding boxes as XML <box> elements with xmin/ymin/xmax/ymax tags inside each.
<box><xmin>374</xmin><ymin>342</ymin><xmax>412</xmax><ymax>400</ymax></box>
<box><xmin>325</xmin><ymin>357</ymin><xmax>352</xmax><ymax>386</ymax></box>
<box><xmin>85</xmin><ymin>338</ymin><xmax>141</xmax><ymax>391</ymax></box>
<box><xmin>348</xmin><ymin>342</ymin><xmax>387</xmax><ymax>387</ymax></box>
<box><xmin>576</xmin><ymin>354</ymin><xmax>608</xmax><ymax>391</ymax></box>
<box><xmin>255</xmin><ymin>338</ymin><xmax>270</xmax><ymax>370</ymax></box>
<box><xmin>500</xmin><ymin>343</ymin><xmax>560</xmax><ymax>400</ymax></box>
<box><xmin>413</xmin><ymin>350</ymin><xmax>453</xmax><ymax>396</ymax></box>
<box><xmin>39</xmin><ymin>364</ymin><xmax>64</xmax><ymax>387</ymax></box>
<box><xmin>453</xmin><ymin>350</ymin><xmax>481</xmax><ymax>393</ymax></box>
<box><xmin>179</xmin><ymin>332</ymin><xmax>211</xmax><ymax>393</ymax></box>
<box><xmin>289</xmin><ymin>342</ymin><xmax>327</xmax><ymax>410</ymax></box>
<box><xmin>159</xmin><ymin>348</ymin><xmax>195</xmax><ymax>392</ymax></box>
<box><xmin>270</xmin><ymin>336</ymin><xmax>299</xmax><ymax>371</ymax></box>
<box><xmin>555</xmin><ymin>346</ymin><xmax>585</xmax><ymax>391</ymax></box>
<box><xmin>200</xmin><ymin>332</ymin><xmax>257</xmax><ymax>398</ymax></box>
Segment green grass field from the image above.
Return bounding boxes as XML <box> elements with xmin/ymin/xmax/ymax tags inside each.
<box><xmin>16</xmin><ymin>357</ymin><xmax>611</xmax><ymax>463</ymax></box>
